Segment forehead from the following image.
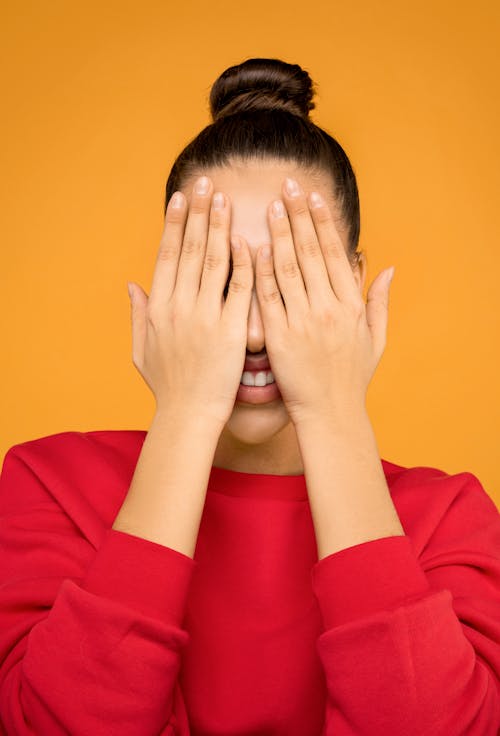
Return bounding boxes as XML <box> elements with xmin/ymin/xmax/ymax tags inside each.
<box><xmin>178</xmin><ymin>158</ymin><xmax>343</xmax><ymax>251</ymax></box>
<box><xmin>180</xmin><ymin>157</ymin><xmax>336</xmax><ymax>206</ymax></box>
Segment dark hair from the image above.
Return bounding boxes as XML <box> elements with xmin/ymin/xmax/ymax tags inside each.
<box><xmin>164</xmin><ymin>57</ymin><xmax>361</xmax><ymax>264</ymax></box>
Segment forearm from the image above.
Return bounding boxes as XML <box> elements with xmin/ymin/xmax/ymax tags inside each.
<box><xmin>295</xmin><ymin>408</ymin><xmax>405</xmax><ymax>561</ymax></box>
<box><xmin>112</xmin><ymin>409</ymin><xmax>222</xmax><ymax>559</ymax></box>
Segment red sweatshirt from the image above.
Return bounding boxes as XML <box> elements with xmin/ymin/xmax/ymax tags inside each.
<box><xmin>0</xmin><ymin>429</ymin><xmax>499</xmax><ymax>735</ymax></box>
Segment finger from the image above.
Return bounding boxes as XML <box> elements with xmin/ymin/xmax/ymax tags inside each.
<box><xmin>366</xmin><ymin>268</ymin><xmax>394</xmax><ymax>358</ymax></box>
<box><xmin>267</xmin><ymin>198</ymin><xmax>308</xmax><ymax>321</ymax></box>
<box><xmin>281</xmin><ymin>178</ymin><xmax>332</xmax><ymax>307</ymax></box>
<box><xmin>128</xmin><ymin>281</ymin><xmax>148</xmax><ymax>371</ymax></box>
<box><xmin>255</xmin><ymin>241</ymin><xmax>288</xmax><ymax>331</ymax></box>
<box><xmin>148</xmin><ymin>191</ymin><xmax>187</xmax><ymax>315</ymax></box>
<box><xmin>198</xmin><ymin>191</ymin><xmax>231</xmax><ymax>316</ymax></box>
<box><xmin>221</xmin><ymin>234</ymin><xmax>254</xmax><ymax>323</ymax></box>
<box><xmin>175</xmin><ymin>176</ymin><xmax>213</xmax><ymax>308</ymax></box>
<box><xmin>307</xmin><ymin>191</ymin><xmax>361</xmax><ymax>306</ymax></box>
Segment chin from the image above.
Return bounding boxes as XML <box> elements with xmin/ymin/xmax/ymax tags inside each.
<box><xmin>223</xmin><ymin>399</ymin><xmax>291</xmax><ymax>445</ymax></box>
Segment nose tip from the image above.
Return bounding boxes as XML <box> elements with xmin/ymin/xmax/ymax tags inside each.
<box><xmin>245</xmin><ymin>290</ymin><xmax>266</xmax><ymax>356</ymax></box>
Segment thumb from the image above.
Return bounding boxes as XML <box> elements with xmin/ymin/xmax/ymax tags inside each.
<box><xmin>365</xmin><ymin>267</ymin><xmax>394</xmax><ymax>357</ymax></box>
<box><xmin>127</xmin><ymin>281</ymin><xmax>148</xmax><ymax>369</ymax></box>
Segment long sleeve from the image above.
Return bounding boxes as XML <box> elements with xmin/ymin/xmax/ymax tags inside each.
<box><xmin>0</xmin><ymin>443</ymin><xmax>196</xmax><ymax>736</ymax></box>
<box><xmin>3</xmin><ymin>431</ymin><xmax>499</xmax><ymax>734</ymax></box>
<box><xmin>311</xmin><ymin>469</ymin><xmax>500</xmax><ymax>735</ymax></box>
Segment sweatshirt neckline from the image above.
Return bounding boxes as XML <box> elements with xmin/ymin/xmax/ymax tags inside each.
<box><xmin>208</xmin><ymin>464</ymin><xmax>308</xmax><ymax>501</ymax></box>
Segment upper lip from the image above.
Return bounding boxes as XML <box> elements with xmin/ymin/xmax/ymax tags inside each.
<box><xmin>243</xmin><ymin>354</ymin><xmax>271</xmax><ymax>372</ymax></box>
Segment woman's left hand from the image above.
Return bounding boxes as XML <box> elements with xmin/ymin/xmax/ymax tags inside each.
<box><xmin>248</xmin><ymin>177</ymin><xmax>395</xmax><ymax>427</ymax></box>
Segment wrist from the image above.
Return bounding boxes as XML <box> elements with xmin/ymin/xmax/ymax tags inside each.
<box><xmin>153</xmin><ymin>404</ymin><xmax>225</xmax><ymax>439</ymax></box>
<box><xmin>293</xmin><ymin>400</ymin><xmax>369</xmax><ymax>435</ymax></box>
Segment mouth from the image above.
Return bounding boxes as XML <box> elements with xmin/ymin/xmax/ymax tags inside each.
<box><xmin>236</xmin><ymin>374</ymin><xmax>281</xmax><ymax>404</ymax></box>
<box><xmin>236</xmin><ymin>352</ymin><xmax>281</xmax><ymax>403</ymax></box>
<box><xmin>243</xmin><ymin>351</ymin><xmax>271</xmax><ymax>373</ymax></box>
<box><xmin>240</xmin><ymin>368</ymin><xmax>275</xmax><ymax>387</ymax></box>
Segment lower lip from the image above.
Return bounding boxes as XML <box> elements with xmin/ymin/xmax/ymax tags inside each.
<box><xmin>236</xmin><ymin>380</ymin><xmax>282</xmax><ymax>404</ymax></box>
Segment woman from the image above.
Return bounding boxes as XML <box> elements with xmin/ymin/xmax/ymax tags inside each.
<box><xmin>0</xmin><ymin>58</ymin><xmax>499</xmax><ymax>735</ymax></box>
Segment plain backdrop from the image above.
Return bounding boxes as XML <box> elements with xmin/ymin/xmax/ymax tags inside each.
<box><xmin>1</xmin><ymin>0</ymin><xmax>499</xmax><ymax>509</ymax></box>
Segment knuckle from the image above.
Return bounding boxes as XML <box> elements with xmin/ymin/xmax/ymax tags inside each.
<box><xmin>168</xmin><ymin>299</ymin><xmax>185</xmax><ymax>324</ymax></box>
<box><xmin>262</xmin><ymin>287</ymin><xmax>282</xmax><ymax>304</ymax></box>
<box><xmin>157</xmin><ymin>242</ymin><xmax>178</xmax><ymax>262</ymax></box>
<box><xmin>189</xmin><ymin>200</ymin><xmax>208</xmax><ymax>216</ymax></box>
<box><xmin>299</xmin><ymin>238</ymin><xmax>320</xmax><ymax>258</ymax></box>
<box><xmin>272</xmin><ymin>219</ymin><xmax>290</xmax><ymax>238</ymax></box>
<box><xmin>273</xmin><ymin>233</ymin><xmax>292</xmax><ymax>252</ymax></box>
<box><xmin>291</xmin><ymin>203</ymin><xmax>309</xmax><ymax>217</ymax></box>
<box><xmin>203</xmin><ymin>250</ymin><xmax>223</xmax><ymax>271</ymax></box>
<box><xmin>258</xmin><ymin>271</ymin><xmax>282</xmax><ymax>303</ymax></box>
<box><xmin>282</xmin><ymin>259</ymin><xmax>301</xmax><ymax>279</ymax></box>
<box><xmin>228</xmin><ymin>262</ymin><xmax>250</xmax><ymax>293</ymax></box>
<box><xmin>313</xmin><ymin>208</ymin><xmax>331</xmax><ymax>225</ymax></box>
<box><xmin>165</xmin><ymin>208</ymin><xmax>186</xmax><ymax>225</ymax></box>
<box><xmin>182</xmin><ymin>236</ymin><xmax>203</xmax><ymax>255</ymax></box>
<box><xmin>325</xmin><ymin>240</ymin><xmax>345</xmax><ymax>259</ymax></box>
<box><xmin>228</xmin><ymin>279</ymin><xmax>246</xmax><ymax>294</ymax></box>
<box><xmin>209</xmin><ymin>209</ymin><xmax>227</xmax><ymax>230</ymax></box>
<box><xmin>321</xmin><ymin>306</ymin><xmax>337</xmax><ymax>324</ymax></box>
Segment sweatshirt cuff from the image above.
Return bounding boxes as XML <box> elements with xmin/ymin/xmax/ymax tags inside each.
<box><xmin>311</xmin><ymin>534</ymin><xmax>432</xmax><ymax>630</ymax></box>
<box><xmin>81</xmin><ymin>527</ymin><xmax>197</xmax><ymax>626</ymax></box>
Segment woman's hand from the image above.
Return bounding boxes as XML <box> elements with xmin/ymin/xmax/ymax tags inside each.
<box><xmin>127</xmin><ymin>175</ymin><xmax>254</xmax><ymax>429</ymax></box>
<box><xmin>250</xmin><ymin>177</ymin><xmax>395</xmax><ymax>427</ymax></box>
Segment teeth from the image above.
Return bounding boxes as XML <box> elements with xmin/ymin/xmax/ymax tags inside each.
<box><xmin>240</xmin><ymin>370</ymin><xmax>275</xmax><ymax>387</ymax></box>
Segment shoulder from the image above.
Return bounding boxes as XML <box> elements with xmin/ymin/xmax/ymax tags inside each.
<box><xmin>381</xmin><ymin>457</ymin><xmax>499</xmax><ymax>556</ymax></box>
<box><xmin>0</xmin><ymin>430</ymin><xmax>147</xmax><ymax>522</ymax></box>
<box><xmin>381</xmin><ymin>455</ymin><xmax>493</xmax><ymax>506</ymax></box>
<box><xmin>2</xmin><ymin>429</ymin><xmax>147</xmax><ymax>476</ymax></box>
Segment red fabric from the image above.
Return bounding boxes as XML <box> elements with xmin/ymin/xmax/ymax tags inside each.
<box><xmin>0</xmin><ymin>429</ymin><xmax>499</xmax><ymax>735</ymax></box>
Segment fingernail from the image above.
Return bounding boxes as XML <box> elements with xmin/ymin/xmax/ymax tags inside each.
<box><xmin>213</xmin><ymin>192</ymin><xmax>225</xmax><ymax>209</ymax></box>
<box><xmin>127</xmin><ymin>282</ymin><xmax>133</xmax><ymax>300</ymax></box>
<box><xmin>272</xmin><ymin>200</ymin><xmax>285</xmax><ymax>218</ymax></box>
<box><xmin>195</xmin><ymin>176</ymin><xmax>210</xmax><ymax>195</ymax></box>
<box><xmin>309</xmin><ymin>191</ymin><xmax>324</xmax><ymax>208</ymax></box>
<box><xmin>386</xmin><ymin>267</ymin><xmax>395</xmax><ymax>285</ymax></box>
<box><xmin>285</xmin><ymin>177</ymin><xmax>300</xmax><ymax>197</ymax></box>
<box><xmin>170</xmin><ymin>192</ymin><xmax>184</xmax><ymax>208</ymax></box>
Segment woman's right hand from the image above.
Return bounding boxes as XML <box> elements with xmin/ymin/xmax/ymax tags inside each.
<box><xmin>127</xmin><ymin>175</ymin><xmax>254</xmax><ymax>429</ymax></box>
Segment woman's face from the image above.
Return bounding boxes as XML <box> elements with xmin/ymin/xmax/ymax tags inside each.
<box><xmin>178</xmin><ymin>158</ymin><xmax>364</xmax><ymax>471</ymax></box>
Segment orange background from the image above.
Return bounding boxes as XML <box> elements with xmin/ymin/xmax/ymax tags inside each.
<box><xmin>1</xmin><ymin>1</ymin><xmax>499</xmax><ymax>509</ymax></box>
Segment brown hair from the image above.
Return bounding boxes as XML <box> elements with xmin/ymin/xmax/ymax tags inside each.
<box><xmin>164</xmin><ymin>57</ymin><xmax>361</xmax><ymax>265</ymax></box>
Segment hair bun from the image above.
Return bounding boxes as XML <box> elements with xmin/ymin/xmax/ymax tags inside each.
<box><xmin>209</xmin><ymin>58</ymin><xmax>316</xmax><ymax>122</ymax></box>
